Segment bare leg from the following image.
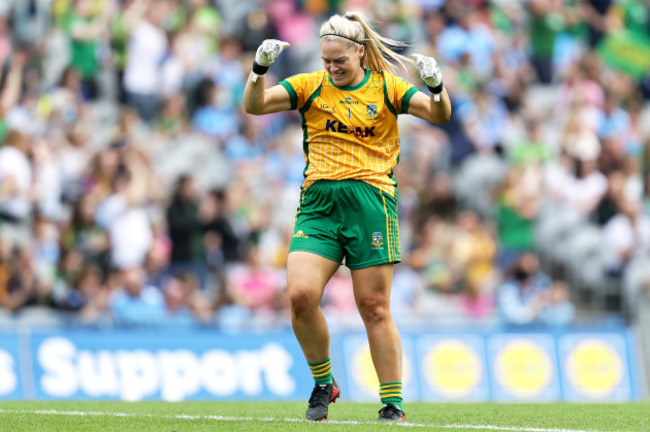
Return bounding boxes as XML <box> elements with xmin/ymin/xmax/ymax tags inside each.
<box><xmin>287</xmin><ymin>251</ymin><xmax>340</xmax><ymax>362</ymax></box>
<box><xmin>351</xmin><ymin>263</ymin><xmax>402</xmax><ymax>382</ymax></box>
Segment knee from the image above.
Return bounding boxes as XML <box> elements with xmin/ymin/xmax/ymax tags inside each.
<box><xmin>288</xmin><ymin>287</ymin><xmax>319</xmax><ymax>318</ymax></box>
<box><xmin>356</xmin><ymin>297</ymin><xmax>389</xmax><ymax>325</ymax></box>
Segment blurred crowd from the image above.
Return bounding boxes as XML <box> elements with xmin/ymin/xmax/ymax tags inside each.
<box><xmin>0</xmin><ymin>0</ymin><xmax>649</xmax><ymax>330</ymax></box>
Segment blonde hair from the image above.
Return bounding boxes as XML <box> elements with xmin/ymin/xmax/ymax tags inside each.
<box><xmin>319</xmin><ymin>11</ymin><xmax>411</xmax><ymax>75</ymax></box>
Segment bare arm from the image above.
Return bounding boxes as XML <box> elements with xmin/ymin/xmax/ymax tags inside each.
<box><xmin>243</xmin><ymin>39</ymin><xmax>291</xmax><ymax>115</ymax></box>
<box><xmin>71</xmin><ymin>4</ymin><xmax>114</xmax><ymax>41</ymax></box>
<box><xmin>0</xmin><ymin>52</ymin><xmax>26</xmax><ymax>114</ymax></box>
<box><xmin>243</xmin><ymin>74</ymin><xmax>292</xmax><ymax>115</ymax></box>
<box><xmin>409</xmin><ymin>53</ymin><xmax>451</xmax><ymax>123</ymax></box>
<box><xmin>407</xmin><ymin>88</ymin><xmax>452</xmax><ymax>124</ymax></box>
<box><xmin>123</xmin><ymin>0</ymin><xmax>150</xmax><ymax>29</ymax></box>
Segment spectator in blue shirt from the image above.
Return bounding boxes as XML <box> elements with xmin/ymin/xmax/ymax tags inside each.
<box><xmin>497</xmin><ymin>252</ymin><xmax>575</xmax><ymax>327</ymax></box>
<box><xmin>109</xmin><ymin>266</ymin><xmax>166</xmax><ymax>326</ymax></box>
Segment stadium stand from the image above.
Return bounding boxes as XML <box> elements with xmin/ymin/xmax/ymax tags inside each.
<box><xmin>0</xmin><ymin>0</ymin><xmax>649</xmax><ymax>333</ymax></box>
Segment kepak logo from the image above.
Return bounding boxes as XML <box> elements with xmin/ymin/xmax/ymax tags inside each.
<box><xmin>324</xmin><ymin>120</ymin><xmax>375</xmax><ymax>138</ymax></box>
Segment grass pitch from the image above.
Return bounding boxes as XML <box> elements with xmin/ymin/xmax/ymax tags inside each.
<box><xmin>0</xmin><ymin>401</ymin><xmax>648</xmax><ymax>432</ymax></box>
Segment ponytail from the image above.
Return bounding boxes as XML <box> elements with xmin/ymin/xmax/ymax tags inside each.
<box><xmin>319</xmin><ymin>11</ymin><xmax>411</xmax><ymax>75</ymax></box>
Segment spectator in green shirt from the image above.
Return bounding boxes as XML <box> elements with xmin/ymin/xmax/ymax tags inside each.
<box><xmin>68</xmin><ymin>0</ymin><xmax>112</xmax><ymax>100</ymax></box>
<box><xmin>508</xmin><ymin>120</ymin><xmax>552</xmax><ymax>166</ymax></box>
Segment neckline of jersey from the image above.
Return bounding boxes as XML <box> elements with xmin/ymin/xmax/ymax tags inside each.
<box><xmin>328</xmin><ymin>68</ymin><xmax>370</xmax><ymax>91</ymax></box>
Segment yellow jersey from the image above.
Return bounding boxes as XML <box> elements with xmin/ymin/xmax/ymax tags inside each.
<box><xmin>279</xmin><ymin>69</ymin><xmax>419</xmax><ymax>197</ymax></box>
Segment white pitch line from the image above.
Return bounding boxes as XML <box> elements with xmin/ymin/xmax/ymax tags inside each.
<box><xmin>0</xmin><ymin>409</ymin><xmax>624</xmax><ymax>432</ymax></box>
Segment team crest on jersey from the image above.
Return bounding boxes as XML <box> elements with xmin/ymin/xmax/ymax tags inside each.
<box><xmin>371</xmin><ymin>231</ymin><xmax>384</xmax><ymax>248</ymax></box>
<box><xmin>366</xmin><ymin>104</ymin><xmax>378</xmax><ymax>120</ymax></box>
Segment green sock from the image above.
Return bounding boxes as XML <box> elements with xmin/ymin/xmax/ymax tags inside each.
<box><xmin>308</xmin><ymin>358</ymin><xmax>333</xmax><ymax>385</ymax></box>
<box><xmin>379</xmin><ymin>382</ymin><xmax>403</xmax><ymax>410</ymax></box>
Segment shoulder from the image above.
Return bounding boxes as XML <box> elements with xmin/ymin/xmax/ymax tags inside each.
<box><xmin>380</xmin><ymin>70</ymin><xmax>413</xmax><ymax>87</ymax></box>
<box><xmin>109</xmin><ymin>289</ymin><xmax>128</xmax><ymax>306</ymax></box>
<box><xmin>380</xmin><ymin>71</ymin><xmax>418</xmax><ymax>102</ymax></box>
<box><xmin>604</xmin><ymin>214</ymin><xmax>630</xmax><ymax>231</ymax></box>
<box><xmin>280</xmin><ymin>71</ymin><xmax>327</xmax><ymax>109</ymax></box>
<box><xmin>533</xmin><ymin>273</ymin><xmax>552</xmax><ymax>288</ymax></box>
<box><xmin>498</xmin><ymin>280</ymin><xmax>518</xmax><ymax>293</ymax></box>
<box><xmin>282</xmin><ymin>70</ymin><xmax>327</xmax><ymax>87</ymax></box>
<box><xmin>142</xmin><ymin>285</ymin><xmax>165</xmax><ymax>304</ymax></box>
<box><xmin>280</xmin><ymin>71</ymin><xmax>327</xmax><ymax>104</ymax></box>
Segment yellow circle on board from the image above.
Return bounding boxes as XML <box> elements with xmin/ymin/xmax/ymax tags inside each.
<box><xmin>351</xmin><ymin>344</ymin><xmax>411</xmax><ymax>396</ymax></box>
<box><xmin>424</xmin><ymin>339</ymin><xmax>482</xmax><ymax>398</ymax></box>
<box><xmin>494</xmin><ymin>339</ymin><xmax>553</xmax><ymax>398</ymax></box>
<box><xmin>565</xmin><ymin>339</ymin><xmax>623</xmax><ymax>398</ymax></box>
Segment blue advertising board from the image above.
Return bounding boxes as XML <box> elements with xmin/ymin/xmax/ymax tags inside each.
<box><xmin>0</xmin><ymin>328</ymin><xmax>642</xmax><ymax>401</ymax></box>
<box><xmin>29</xmin><ymin>330</ymin><xmax>312</xmax><ymax>401</ymax></box>
<box><xmin>0</xmin><ymin>333</ymin><xmax>23</xmax><ymax>399</ymax></box>
<box><xmin>487</xmin><ymin>333</ymin><xmax>561</xmax><ymax>401</ymax></box>
<box><xmin>558</xmin><ymin>332</ymin><xmax>634</xmax><ymax>401</ymax></box>
<box><xmin>340</xmin><ymin>332</ymin><xmax>418</xmax><ymax>402</ymax></box>
<box><xmin>416</xmin><ymin>333</ymin><xmax>490</xmax><ymax>401</ymax></box>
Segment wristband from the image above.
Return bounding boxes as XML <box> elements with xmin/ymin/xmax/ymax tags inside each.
<box><xmin>427</xmin><ymin>82</ymin><xmax>444</xmax><ymax>95</ymax></box>
<box><xmin>251</xmin><ymin>61</ymin><xmax>270</xmax><ymax>83</ymax></box>
<box><xmin>252</xmin><ymin>61</ymin><xmax>269</xmax><ymax>76</ymax></box>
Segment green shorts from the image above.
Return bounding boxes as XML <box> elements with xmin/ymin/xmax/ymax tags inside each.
<box><xmin>289</xmin><ymin>180</ymin><xmax>401</xmax><ymax>269</ymax></box>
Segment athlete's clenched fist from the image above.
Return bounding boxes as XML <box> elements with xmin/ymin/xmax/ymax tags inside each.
<box><xmin>251</xmin><ymin>39</ymin><xmax>290</xmax><ymax>82</ymax></box>
<box><xmin>411</xmin><ymin>53</ymin><xmax>443</xmax><ymax>96</ymax></box>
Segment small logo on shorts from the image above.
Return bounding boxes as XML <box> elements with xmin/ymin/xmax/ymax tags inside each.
<box><xmin>371</xmin><ymin>231</ymin><xmax>384</xmax><ymax>248</ymax></box>
<box><xmin>293</xmin><ymin>230</ymin><xmax>309</xmax><ymax>239</ymax></box>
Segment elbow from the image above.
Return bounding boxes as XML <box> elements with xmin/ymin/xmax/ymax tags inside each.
<box><xmin>244</xmin><ymin>104</ymin><xmax>263</xmax><ymax>116</ymax></box>
<box><xmin>439</xmin><ymin>108</ymin><xmax>452</xmax><ymax>123</ymax></box>
<box><xmin>243</xmin><ymin>94</ymin><xmax>261</xmax><ymax>115</ymax></box>
<box><xmin>430</xmin><ymin>112</ymin><xmax>451</xmax><ymax>124</ymax></box>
